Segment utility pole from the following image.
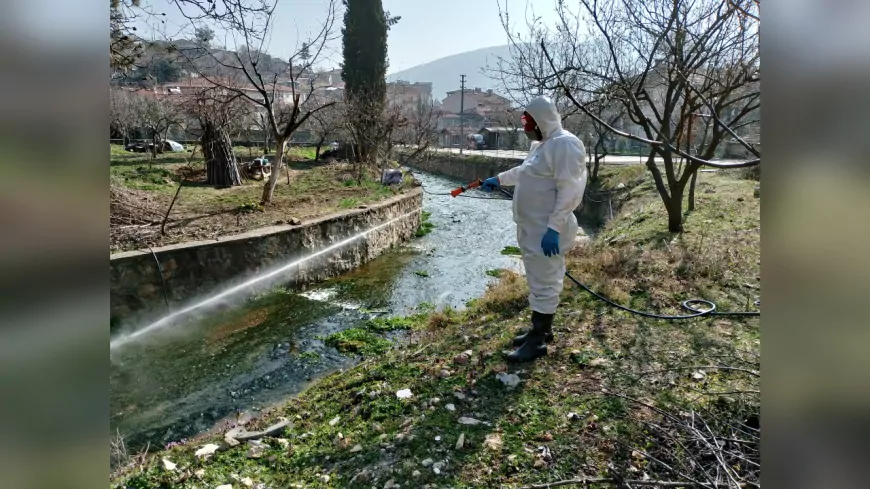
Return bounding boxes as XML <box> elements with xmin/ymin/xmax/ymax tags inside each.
<box><xmin>459</xmin><ymin>74</ymin><xmax>466</xmax><ymax>155</ymax></box>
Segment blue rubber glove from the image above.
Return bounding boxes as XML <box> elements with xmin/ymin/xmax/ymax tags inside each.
<box><xmin>481</xmin><ymin>176</ymin><xmax>500</xmax><ymax>192</ymax></box>
<box><xmin>541</xmin><ymin>228</ymin><xmax>560</xmax><ymax>257</ymax></box>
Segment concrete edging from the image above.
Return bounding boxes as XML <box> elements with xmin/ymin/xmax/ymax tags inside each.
<box><xmin>110</xmin><ymin>188</ymin><xmax>423</xmax><ymax>325</ymax></box>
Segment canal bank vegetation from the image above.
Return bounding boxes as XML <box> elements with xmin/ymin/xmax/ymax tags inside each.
<box><xmin>111</xmin><ymin>167</ymin><xmax>759</xmax><ymax>488</ymax></box>
<box><xmin>110</xmin><ymin>144</ymin><xmax>415</xmax><ymax>253</ymax></box>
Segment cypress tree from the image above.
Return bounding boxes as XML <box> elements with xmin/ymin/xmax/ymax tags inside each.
<box><xmin>341</xmin><ymin>0</ymin><xmax>388</xmax><ymax>104</ymax></box>
<box><xmin>341</xmin><ymin>0</ymin><xmax>397</xmax><ymax>165</ymax></box>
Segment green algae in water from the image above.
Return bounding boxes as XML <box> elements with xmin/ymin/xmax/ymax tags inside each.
<box><xmin>365</xmin><ymin>314</ymin><xmax>428</xmax><ymax>332</ymax></box>
<box><xmin>415</xmin><ymin>211</ymin><xmax>435</xmax><ymax>237</ymax></box>
<box><xmin>325</xmin><ymin>328</ymin><xmax>391</xmax><ymax>356</ymax></box>
<box><xmin>500</xmin><ymin>246</ymin><xmax>522</xmax><ymax>256</ymax></box>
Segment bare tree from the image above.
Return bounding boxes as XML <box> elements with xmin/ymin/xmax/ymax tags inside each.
<box><xmin>397</xmin><ymin>100</ymin><xmax>438</xmax><ymax>160</ymax></box>
<box><xmin>110</xmin><ymin>0</ymin><xmax>145</xmax><ymax>71</ymax></box>
<box><xmin>179</xmin><ymin>86</ymin><xmax>248</xmax><ymax>186</ymax></box>
<box><xmin>110</xmin><ymin>88</ymin><xmax>138</xmax><ymax>145</ymax></box>
<box><xmin>339</xmin><ymin>90</ymin><xmax>417</xmax><ymax>183</ymax></box>
<box><xmin>496</xmin><ymin>0</ymin><xmax>760</xmax><ymax>232</ymax></box>
<box><xmin>130</xmin><ymin>92</ymin><xmax>181</xmax><ymax>163</ymax></box>
<box><xmin>305</xmin><ymin>96</ymin><xmax>344</xmax><ymax>161</ymax></box>
<box><xmin>166</xmin><ymin>0</ymin><xmax>339</xmax><ymax>204</ymax></box>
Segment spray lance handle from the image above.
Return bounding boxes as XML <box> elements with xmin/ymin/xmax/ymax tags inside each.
<box><xmin>450</xmin><ymin>178</ymin><xmax>483</xmax><ymax>198</ymax></box>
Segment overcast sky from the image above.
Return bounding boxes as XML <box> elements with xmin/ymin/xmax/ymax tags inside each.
<box><xmin>131</xmin><ymin>0</ymin><xmax>561</xmax><ymax>73</ymax></box>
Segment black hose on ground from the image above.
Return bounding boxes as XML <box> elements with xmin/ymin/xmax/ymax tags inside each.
<box><xmin>421</xmin><ymin>182</ymin><xmax>761</xmax><ymax>319</ymax></box>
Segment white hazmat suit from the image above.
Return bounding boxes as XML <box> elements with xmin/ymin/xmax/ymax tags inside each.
<box><xmin>497</xmin><ymin>96</ymin><xmax>587</xmax><ymax>315</ymax></box>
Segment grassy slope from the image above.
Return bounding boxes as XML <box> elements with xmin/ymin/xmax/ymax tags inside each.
<box><xmin>112</xmin><ymin>167</ymin><xmax>760</xmax><ymax>489</ymax></box>
<box><xmin>110</xmin><ymin>145</ymin><xmax>404</xmax><ymax>253</ymax></box>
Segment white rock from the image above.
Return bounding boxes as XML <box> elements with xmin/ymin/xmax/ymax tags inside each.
<box><xmin>412</xmin><ymin>470</ymin><xmax>421</xmax><ymax>477</ymax></box>
<box><xmin>496</xmin><ymin>372</ymin><xmax>522</xmax><ymax>389</ymax></box>
<box><xmin>692</xmin><ymin>370</ymin><xmax>707</xmax><ymax>380</ymax></box>
<box><xmin>161</xmin><ymin>458</ymin><xmax>177</xmax><ymax>471</ymax></box>
<box><xmin>454</xmin><ymin>392</ymin><xmax>466</xmax><ymax>400</ymax></box>
<box><xmin>421</xmin><ymin>458</ymin><xmax>434</xmax><ymax>467</ymax></box>
<box><xmin>462</xmin><ymin>349</ymin><xmax>473</xmax><ymax>357</ymax></box>
<box><xmin>329</xmin><ymin>415</ymin><xmax>340</xmax><ymax>426</ymax></box>
<box><xmin>384</xmin><ymin>479</ymin><xmax>397</xmax><ymax>488</ymax></box>
<box><xmin>195</xmin><ymin>469</ymin><xmax>205</xmax><ymax>477</ymax></box>
<box><xmin>483</xmin><ymin>433</ymin><xmax>503</xmax><ymax>450</ymax></box>
<box><xmin>445</xmin><ymin>403</ymin><xmax>456</xmax><ymax>412</ymax></box>
<box><xmin>350</xmin><ymin>444</ymin><xmax>363</xmax><ymax>453</ymax></box>
<box><xmin>435</xmin><ymin>435</ymin><xmax>442</xmax><ymax>442</ymax></box>
<box><xmin>616</xmin><ymin>182</ymin><xmax>626</xmax><ymax>189</ymax></box>
<box><xmin>247</xmin><ymin>440</ymin><xmax>267</xmax><ymax>458</ymax></box>
<box><xmin>241</xmin><ymin>477</ymin><xmax>254</xmax><ymax>487</ymax></box>
<box><xmin>215</xmin><ymin>485</ymin><xmax>233</xmax><ymax>489</ymax></box>
<box><xmin>455</xmin><ymin>432</ymin><xmax>465</xmax><ymax>450</ymax></box>
<box><xmin>589</xmin><ymin>357</ymin><xmax>611</xmax><ymax>367</ymax></box>
<box><xmin>396</xmin><ymin>389</ymin><xmax>413</xmax><ymax>399</ymax></box>
<box><xmin>320</xmin><ymin>474</ymin><xmax>330</xmax><ymax>483</ymax></box>
<box><xmin>458</xmin><ymin>416</ymin><xmax>484</xmax><ymax>425</ymax></box>
<box><xmin>276</xmin><ymin>438</ymin><xmax>290</xmax><ymax>448</ymax></box>
<box><xmin>195</xmin><ymin>443</ymin><xmax>221</xmax><ymax>458</ymax></box>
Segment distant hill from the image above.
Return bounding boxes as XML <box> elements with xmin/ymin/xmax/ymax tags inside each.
<box><xmin>387</xmin><ymin>44</ymin><xmax>518</xmax><ymax>102</ymax></box>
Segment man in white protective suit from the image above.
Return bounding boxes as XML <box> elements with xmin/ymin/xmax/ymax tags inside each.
<box><xmin>480</xmin><ymin>96</ymin><xmax>587</xmax><ymax>362</ymax></box>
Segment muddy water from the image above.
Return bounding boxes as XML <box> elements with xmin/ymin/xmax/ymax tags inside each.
<box><xmin>109</xmin><ymin>171</ymin><xmax>523</xmax><ymax>451</ymax></box>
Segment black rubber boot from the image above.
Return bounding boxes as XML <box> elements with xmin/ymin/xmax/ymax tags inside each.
<box><xmin>507</xmin><ymin>312</ymin><xmax>552</xmax><ymax>363</ymax></box>
<box><xmin>513</xmin><ymin>312</ymin><xmax>554</xmax><ymax>346</ymax></box>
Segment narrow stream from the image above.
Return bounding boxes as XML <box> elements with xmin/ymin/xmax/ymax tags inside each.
<box><xmin>109</xmin><ymin>170</ymin><xmax>523</xmax><ymax>451</ymax></box>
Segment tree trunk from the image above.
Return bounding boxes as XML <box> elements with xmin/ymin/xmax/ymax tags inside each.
<box><xmin>150</xmin><ymin>131</ymin><xmax>158</xmax><ymax>166</ymax></box>
<box><xmin>202</xmin><ymin>121</ymin><xmax>242</xmax><ymax>187</ymax></box>
<box><xmin>667</xmin><ymin>186</ymin><xmax>684</xmax><ymax>233</ymax></box>
<box><xmin>593</xmin><ymin>138</ymin><xmax>606</xmax><ymax>181</ymax></box>
<box><xmin>645</xmin><ymin>152</ymin><xmax>684</xmax><ymax>233</ymax></box>
<box><xmin>314</xmin><ymin>137</ymin><xmax>325</xmax><ymax>161</ymax></box>
<box><xmin>688</xmin><ymin>168</ymin><xmax>698</xmax><ymax>212</ymax></box>
<box><xmin>261</xmin><ymin>137</ymin><xmax>286</xmax><ymax>204</ymax></box>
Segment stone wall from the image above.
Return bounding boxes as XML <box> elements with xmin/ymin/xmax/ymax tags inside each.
<box><xmin>396</xmin><ymin>151</ymin><xmax>521</xmax><ymax>184</ymax></box>
<box><xmin>110</xmin><ymin>189</ymin><xmax>423</xmax><ymax>325</ymax></box>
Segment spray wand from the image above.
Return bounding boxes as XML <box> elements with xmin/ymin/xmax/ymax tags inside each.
<box><xmin>449</xmin><ymin>178</ymin><xmax>483</xmax><ymax>198</ymax></box>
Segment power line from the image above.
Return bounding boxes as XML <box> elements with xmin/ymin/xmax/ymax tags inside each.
<box><xmin>459</xmin><ymin>74</ymin><xmax>466</xmax><ymax>155</ymax></box>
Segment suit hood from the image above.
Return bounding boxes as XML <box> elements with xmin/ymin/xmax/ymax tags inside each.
<box><xmin>525</xmin><ymin>96</ymin><xmax>562</xmax><ymax>139</ymax></box>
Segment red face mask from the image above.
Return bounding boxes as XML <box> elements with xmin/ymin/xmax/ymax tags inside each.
<box><xmin>521</xmin><ymin>113</ymin><xmax>536</xmax><ymax>132</ymax></box>
<box><xmin>522</xmin><ymin>112</ymin><xmax>543</xmax><ymax>141</ymax></box>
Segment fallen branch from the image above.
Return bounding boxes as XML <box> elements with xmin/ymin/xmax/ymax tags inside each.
<box><xmin>637</xmin><ymin>365</ymin><xmax>760</xmax><ymax>378</ymax></box>
<box><xmin>518</xmin><ymin>477</ymin><xmax>759</xmax><ymax>488</ymax></box>
<box><xmin>161</xmin><ymin>181</ymin><xmax>187</xmax><ymax>236</ymax></box>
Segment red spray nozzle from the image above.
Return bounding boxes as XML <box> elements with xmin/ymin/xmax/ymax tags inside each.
<box><xmin>450</xmin><ymin>178</ymin><xmax>483</xmax><ymax>198</ymax></box>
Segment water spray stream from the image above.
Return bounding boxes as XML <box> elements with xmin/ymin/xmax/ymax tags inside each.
<box><xmin>110</xmin><ymin>209</ymin><xmax>422</xmax><ymax>350</ymax></box>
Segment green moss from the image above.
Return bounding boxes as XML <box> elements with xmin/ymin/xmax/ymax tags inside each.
<box><xmin>414</xmin><ymin>211</ymin><xmax>435</xmax><ymax>237</ymax></box>
<box><xmin>297</xmin><ymin>351</ymin><xmax>321</xmax><ymax>361</ymax></box>
<box><xmin>486</xmin><ymin>268</ymin><xmax>504</xmax><ymax>278</ymax></box>
<box><xmin>414</xmin><ymin>270</ymin><xmax>429</xmax><ymax>277</ymax></box>
<box><xmin>324</xmin><ymin>328</ymin><xmax>391</xmax><ymax>356</ymax></box>
<box><xmin>500</xmin><ymin>245</ymin><xmax>522</xmax><ymax>256</ymax></box>
<box><xmin>365</xmin><ymin>314</ymin><xmax>427</xmax><ymax>332</ymax></box>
